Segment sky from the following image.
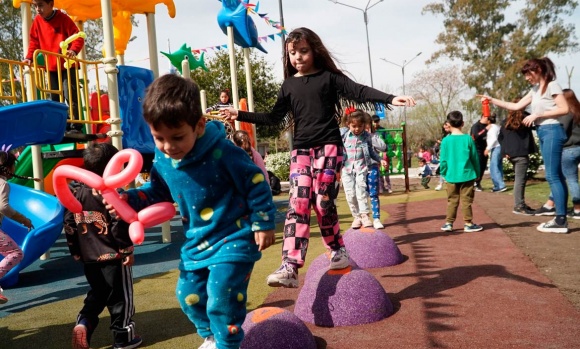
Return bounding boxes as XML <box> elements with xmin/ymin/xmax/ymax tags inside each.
<box><xmin>120</xmin><ymin>0</ymin><xmax>580</xmax><ymax>97</ymax></box>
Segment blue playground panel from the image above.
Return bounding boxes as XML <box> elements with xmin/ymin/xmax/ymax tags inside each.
<box><xmin>0</xmin><ymin>183</ymin><xmax>65</xmax><ymax>288</ymax></box>
<box><xmin>0</xmin><ymin>100</ymin><xmax>68</xmax><ymax>149</ymax></box>
<box><xmin>117</xmin><ymin>65</ymin><xmax>155</xmax><ymax>154</ymax></box>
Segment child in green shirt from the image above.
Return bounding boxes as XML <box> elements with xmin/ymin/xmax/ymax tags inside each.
<box><xmin>439</xmin><ymin>111</ymin><xmax>483</xmax><ymax>232</ymax></box>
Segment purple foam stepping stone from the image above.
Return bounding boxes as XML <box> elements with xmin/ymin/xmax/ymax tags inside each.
<box><xmin>343</xmin><ymin>227</ymin><xmax>404</xmax><ymax>268</ymax></box>
<box><xmin>294</xmin><ymin>267</ymin><xmax>393</xmax><ymax>327</ymax></box>
<box><xmin>304</xmin><ymin>252</ymin><xmax>360</xmax><ymax>283</ymax></box>
<box><xmin>240</xmin><ymin>307</ymin><xmax>316</xmax><ymax>349</ymax></box>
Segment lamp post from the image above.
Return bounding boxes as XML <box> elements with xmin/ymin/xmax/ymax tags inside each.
<box><xmin>329</xmin><ymin>0</ymin><xmax>384</xmax><ymax>87</ymax></box>
<box><xmin>380</xmin><ymin>52</ymin><xmax>422</xmax><ymax>123</ymax></box>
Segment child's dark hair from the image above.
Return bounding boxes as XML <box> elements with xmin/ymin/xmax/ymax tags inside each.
<box><xmin>83</xmin><ymin>143</ymin><xmax>119</xmax><ymax>176</ymax></box>
<box><xmin>0</xmin><ymin>150</ymin><xmax>39</xmax><ymax>181</ymax></box>
<box><xmin>347</xmin><ymin>110</ymin><xmax>366</xmax><ymax>125</ymax></box>
<box><xmin>521</xmin><ymin>57</ymin><xmax>556</xmax><ymax>95</ymax></box>
<box><xmin>220</xmin><ymin>89</ymin><xmax>230</xmax><ymax>99</ymax></box>
<box><xmin>143</xmin><ymin>74</ymin><xmax>203</xmax><ymax>130</ymax></box>
<box><xmin>0</xmin><ymin>151</ymin><xmax>18</xmax><ymax>178</ymax></box>
<box><xmin>418</xmin><ymin>158</ymin><xmax>426</xmax><ymax>164</ymax></box>
<box><xmin>446</xmin><ymin>110</ymin><xmax>464</xmax><ymax>128</ymax></box>
<box><xmin>283</xmin><ymin>27</ymin><xmax>343</xmax><ymax>79</ymax></box>
<box><xmin>232</xmin><ymin>130</ymin><xmax>253</xmax><ymax>161</ymax></box>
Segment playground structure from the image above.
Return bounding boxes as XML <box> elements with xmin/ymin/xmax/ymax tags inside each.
<box><xmin>0</xmin><ymin>0</ymin><xmax>177</xmax><ymax>287</ymax></box>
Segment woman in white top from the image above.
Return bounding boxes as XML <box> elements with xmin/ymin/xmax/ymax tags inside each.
<box><xmin>484</xmin><ymin>115</ymin><xmax>506</xmax><ymax>192</ymax></box>
<box><xmin>478</xmin><ymin>57</ymin><xmax>569</xmax><ymax>233</ymax></box>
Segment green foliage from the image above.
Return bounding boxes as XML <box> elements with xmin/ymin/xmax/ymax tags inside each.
<box><xmin>502</xmin><ymin>138</ymin><xmax>543</xmax><ymax>180</ymax></box>
<box><xmin>265</xmin><ymin>151</ymin><xmax>290</xmax><ymax>181</ymax></box>
<box><xmin>189</xmin><ymin>49</ymin><xmax>282</xmax><ymax>139</ymax></box>
<box><xmin>423</xmin><ymin>0</ymin><xmax>578</xmax><ymax>101</ymax></box>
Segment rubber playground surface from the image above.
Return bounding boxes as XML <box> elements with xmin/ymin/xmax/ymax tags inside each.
<box><xmin>1</xmin><ymin>188</ymin><xmax>580</xmax><ymax>348</ymax></box>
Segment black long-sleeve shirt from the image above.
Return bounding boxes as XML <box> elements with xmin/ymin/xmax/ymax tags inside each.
<box><xmin>237</xmin><ymin>70</ymin><xmax>395</xmax><ymax>149</ymax></box>
<box><xmin>498</xmin><ymin>120</ymin><xmax>537</xmax><ymax>158</ymax></box>
<box><xmin>63</xmin><ymin>184</ymin><xmax>133</xmax><ymax>263</ymax></box>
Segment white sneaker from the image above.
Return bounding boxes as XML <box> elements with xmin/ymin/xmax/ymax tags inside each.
<box><xmin>373</xmin><ymin>218</ymin><xmax>384</xmax><ymax>229</ymax></box>
<box><xmin>434</xmin><ymin>184</ymin><xmax>442</xmax><ymax>191</ymax></box>
<box><xmin>351</xmin><ymin>216</ymin><xmax>362</xmax><ymax>229</ymax></box>
<box><xmin>360</xmin><ymin>213</ymin><xmax>373</xmax><ymax>227</ymax></box>
<box><xmin>266</xmin><ymin>262</ymin><xmax>299</xmax><ymax>288</ymax></box>
<box><xmin>198</xmin><ymin>335</ymin><xmax>217</xmax><ymax>349</ymax></box>
<box><xmin>329</xmin><ymin>247</ymin><xmax>350</xmax><ymax>269</ymax></box>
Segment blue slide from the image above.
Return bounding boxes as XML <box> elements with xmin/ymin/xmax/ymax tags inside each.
<box><xmin>0</xmin><ymin>100</ymin><xmax>68</xmax><ymax>287</ymax></box>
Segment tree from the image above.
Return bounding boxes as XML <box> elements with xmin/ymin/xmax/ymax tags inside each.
<box><xmin>190</xmin><ymin>49</ymin><xmax>282</xmax><ymax>139</ymax></box>
<box><xmin>423</xmin><ymin>0</ymin><xmax>578</xmax><ymax>100</ymax></box>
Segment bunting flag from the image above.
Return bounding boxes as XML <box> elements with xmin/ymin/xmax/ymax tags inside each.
<box><xmin>190</xmin><ymin>30</ymin><xmax>285</xmax><ymax>55</ymax></box>
<box><xmin>239</xmin><ymin>1</ymin><xmax>288</xmax><ymax>35</ymax></box>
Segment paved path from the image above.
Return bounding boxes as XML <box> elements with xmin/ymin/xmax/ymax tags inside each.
<box><xmin>264</xmin><ymin>199</ymin><xmax>580</xmax><ymax>348</ymax></box>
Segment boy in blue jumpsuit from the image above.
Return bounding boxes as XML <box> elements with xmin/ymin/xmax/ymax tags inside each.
<box><xmin>121</xmin><ymin>74</ymin><xmax>276</xmax><ymax>349</ymax></box>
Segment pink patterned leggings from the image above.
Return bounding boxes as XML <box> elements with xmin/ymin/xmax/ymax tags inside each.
<box><xmin>282</xmin><ymin>144</ymin><xmax>344</xmax><ymax>268</ymax></box>
<box><xmin>0</xmin><ymin>229</ymin><xmax>23</xmax><ymax>279</ymax></box>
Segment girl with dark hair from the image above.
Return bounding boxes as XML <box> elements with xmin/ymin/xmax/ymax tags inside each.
<box><xmin>478</xmin><ymin>57</ymin><xmax>569</xmax><ymax>233</ymax></box>
<box><xmin>205</xmin><ymin>88</ymin><xmax>233</xmax><ymax>113</ymax></box>
<box><xmin>0</xmin><ymin>149</ymin><xmax>34</xmax><ymax>304</ymax></box>
<box><xmin>223</xmin><ymin>27</ymin><xmax>415</xmax><ymax>288</ymax></box>
<box><xmin>498</xmin><ymin>99</ymin><xmax>537</xmax><ymax>215</ymax></box>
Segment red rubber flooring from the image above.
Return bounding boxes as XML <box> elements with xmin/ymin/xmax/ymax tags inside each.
<box><xmin>263</xmin><ymin>199</ymin><xmax>580</xmax><ymax>349</ymax></box>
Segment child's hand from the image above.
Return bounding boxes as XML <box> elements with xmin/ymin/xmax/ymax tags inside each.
<box><xmin>391</xmin><ymin>95</ymin><xmax>416</xmax><ymax>107</ymax></box>
<box><xmin>221</xmin><ymin>108</ymin><xmax>238</xmax><ymax>121</ymax></box>
<box><xmin>73</xmin><ymin>255</ymin><xmax>81</xmax><ymax>261</ymax></box>
<box><xmin>104</xmin><ymin>193</ymin><xmax>128</xmax><ymax>218</ymax></box>
<box><xmin>22</xmin><ymin>58</ymin><xmax>31</xmax><ymax>65</ymax></box>
<box><xmin>22</xmin><ymin>218</ymin><xmax>33</xmax><ymax>231</ymax></box>
<box><xmin>380</xmin><ymin>159</ymin><xmax>388</xmax><ymax>168</ymax></box>
<box><xmin>254</xmin><ymin>230</ymin><xmax>275</xmax><ymax>252</ymax></box>
<box><xmin>65</xmin><ymin>50</ymin><xmax>77</xmax><ymax>59</ymax></box>
<box><xmin>123</xmin><ymin>254</ymin><xmax>135</xmax><ymax>267</ymax></box>
<box><xmin>484</xmin><ymin>149</ymin><xmax>490</xmax><ymax>156</ymax></box>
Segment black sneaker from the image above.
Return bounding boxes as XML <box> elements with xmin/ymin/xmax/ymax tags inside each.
<box><xmin>491</xmin><ymin>187</ymin><xmax>508</xmax><ymax>193</ymax></box>
<box><xmin>533</xmin><ymin>206</ymin><xmax>556</xmax><ymax>216</ymax></box>
<box><xmin>536</xmin><ymin>218</ymin><xmax>569</xmax><ymax>234</ymax></box>
<box><xmin>113</xmin><ymin>336</ymin><xmax>142</xmax><ymax>349</ymax></box>
<box><xmin>513</xmin><ymin>205</ymin><xmax>535</xmax><ymax>216</ymax></box>
<box><xmin>474</xmin><ymin>185</ymin><xmax>483</xmax><ymax>192</ymax></box>
<box><xmin>568</xmin><ymin>210</ymin><xmax>580</xmax><ymax>220</ymax></box>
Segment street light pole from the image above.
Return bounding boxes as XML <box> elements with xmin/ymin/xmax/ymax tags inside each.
<box><xmin>329</xmin><ymin>0</ymin><xmax>384</xmax><ymax>87</ymax></box>
<box><xmin>380</xmin><ymin>52</ymin><xmax>422</xmax><ymax>123</ymax></box>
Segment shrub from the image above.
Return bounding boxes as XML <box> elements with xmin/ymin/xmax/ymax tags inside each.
<box><xmin>265</xmin><ymin>151</ymin><xmax>290</xmax><ymax>181</ymax></box>
<box><xmin>501</xmin><ymin>137</ymin><xmax>543</xmax><ymax>181</ymax></box>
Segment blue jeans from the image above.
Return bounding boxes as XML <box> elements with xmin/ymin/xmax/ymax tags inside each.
<box><xmin>549</xmin><ymin>145</ymin><xmax>580</xmax><ymax>205</ymax></box>
<box><xmin>490</xmin><ymin>146</ymin><xmax>506</xmax><ymax>190</ymax></box>
<box><xmin>537</xmin><ymin>124</ymin><xmax>568</xmax><ymax>216</ymax></box>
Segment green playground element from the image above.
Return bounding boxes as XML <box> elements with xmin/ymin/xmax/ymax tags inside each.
<box><xmin>376</xmin><ymin>126</ymin><xmax>407</xmax><ymax>175</ymax></box>
<box><xmin>11</xmin><ymin>143</ymin><xmax>77</xmax><ymax>187</ymax></box>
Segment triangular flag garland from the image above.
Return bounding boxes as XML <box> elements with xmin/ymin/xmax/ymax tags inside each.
<box><xmin>240</xmin><ymin>1</ymin><xmax>288</xmax><ymax>34</ymax></box>
<box><xmin>190</xmin><ymin>30</ymin><xmax>285</xmax><ymax>55</ymax></box>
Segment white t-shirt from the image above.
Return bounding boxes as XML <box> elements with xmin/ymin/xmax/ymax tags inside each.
<box><xmin>524</xmin><ymin>80</ymin><xmax>563</xmax><ymax>126</ymax></box>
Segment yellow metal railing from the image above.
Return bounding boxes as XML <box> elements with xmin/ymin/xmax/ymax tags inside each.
<box><xmin>32</xmin><ymin>49</ymin><xmax>109</xmax><ymax>131</ymax></box>
<box><xmin>0</xmin><ymin>58</ymin><xmax>30</xmax><ymax>105</ymax></box>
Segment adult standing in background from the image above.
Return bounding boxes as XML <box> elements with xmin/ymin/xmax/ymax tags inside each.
<box><xmin>479</xmin><ymin>57</ymin><xmax>569</xmax><ymax>234</ymax></box>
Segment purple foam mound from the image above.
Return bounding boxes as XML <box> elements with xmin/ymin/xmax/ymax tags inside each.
<box><xmin>343</xmin><ymin>227</ymin><xmax>404</xmax><ymax>268</ymax></box>
<box><xmin>240</xmin><ymin>307</ymin><xmax>316</xmax><ymax>349</ymax></box>
<box><xmin>304</xmin><ymin>251</ymin><xmax>360</xmax><ymax>283</ymax></box>
<box><xmin>294</xmin><ymin>267</ymin><xmax>393</xmax><ymax>327</ymax></box>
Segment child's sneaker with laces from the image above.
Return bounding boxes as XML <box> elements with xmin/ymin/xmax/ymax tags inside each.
<box><xmin>351</xmin><ymin>216</ymin><xmax>362</xmax><ymax>229</ymax></box>
<box><xmin>266</xmin><ymin>261</ymin><xmax>299</xmax><ymax>288</ymax></box>
<box><xmin>464</xmin><ymin>223</ymin><xmax>483</xmax><ymax>232</ymax></box>
<box><xmin>113</xmin><ymin>336</ymin><xmax>142</xmax><ymax>349</ymax></box>
<box><xmin>330</xmin><ymin>247</ymin><xmax>350</xmax><ymax>269</ymax></box>
<box><xmin>360</xmin><ymin>213</ymin><xmax>373</xmax><ymax>228</ymax></box>
<box><xmin>440</xmin><ymin>222</ymin><xmax>453</xmax><ymax>232</ymax></box>
<box><xmin>0</xmin><ymin>287</ymin><xmax>7</xmax><ymax>304</ymax></box>
<box><xmin>537</xmin><ymin>218</ymin><xmax>569</xmax><ymax>234</ymax></box>
<box><xmin>373</xmin><ymin>218</ymin><xmax>384</xmax><ymax>229</ymax></box>
<box><xmin>198</xmin><ymin>335</ymin><xmax>217</xmax><ymax>349</ymax></box>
